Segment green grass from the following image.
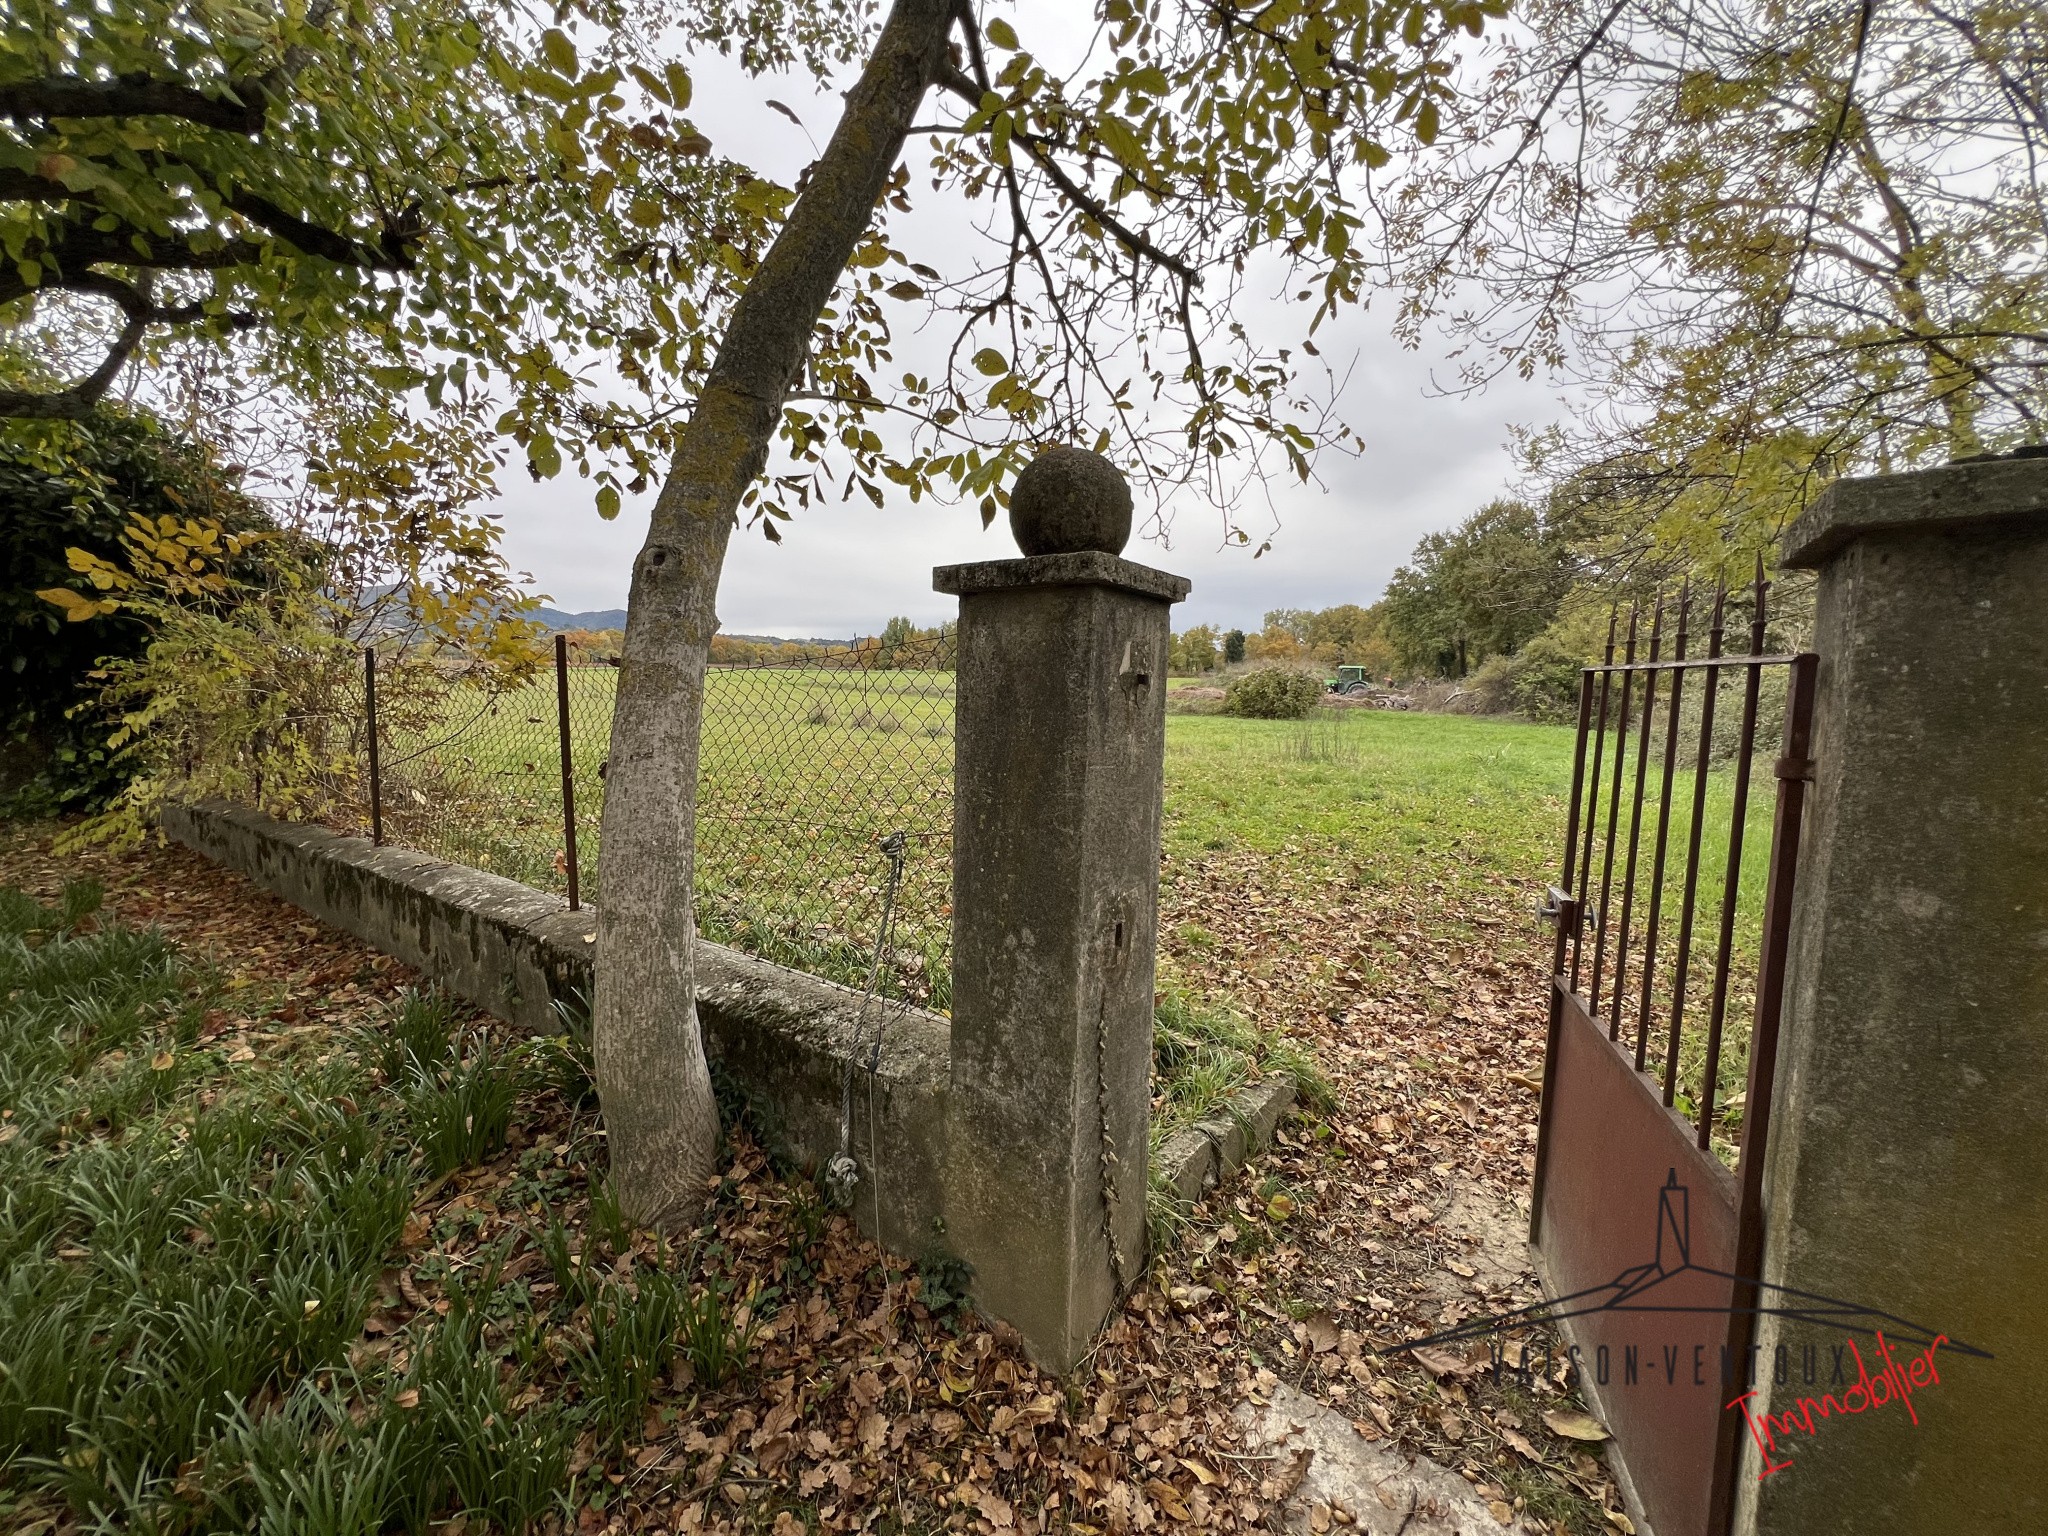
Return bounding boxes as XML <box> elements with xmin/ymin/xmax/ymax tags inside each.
<box><xmin>0</xmin><ymin>882</ymin><xmax>761</xmax><ymax>1534</ymax></box>
<box><xmin>379</xmin><ymin>676</ymin><xmax>1782</xmax><ymax>1158</ymax></box>
<box><xmin>1161</xmin><ymin>707</ymin><xmax>1781</xmax><ymax>1159</ymax></box>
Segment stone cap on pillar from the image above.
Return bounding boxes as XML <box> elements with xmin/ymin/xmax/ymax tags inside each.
<box><xmin>933</xmin><ymin>551</ymin><xmax>1190</xmax><ymax>604</ymax></box>
<box><xmin>1781</xmin><ymin>448</ymin><xmax>2048</xmax><ymax>570</ymax></box>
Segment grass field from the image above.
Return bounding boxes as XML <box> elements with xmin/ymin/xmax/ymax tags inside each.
<box><xmin>1157</xmin><ymin>705</ymin><xmax>1779</xmax><ymax>1152</ymax></box>
<box><xmin>378</xmin><ymin>666</ymin><xmax>956</xmax><ymax>1007</ymax></box>
<box><xmin>378</xmin><ymin>672</ymin><xmax>1779</xmax><ymax>1146</ymax></box>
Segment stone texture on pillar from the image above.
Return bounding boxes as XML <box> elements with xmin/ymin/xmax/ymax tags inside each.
<box><xmin>1738</xmin><ymin>453</ymin><xmax>2048</xmax><ymax>1532</ymax></box>
<box><xmin>935</xmin><ymin>520</ymin><xmax>1188</xmax><ymax>1373</ymax></box>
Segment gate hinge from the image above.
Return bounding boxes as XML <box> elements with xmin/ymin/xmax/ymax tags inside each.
<box><xmin>1774</xmin><ymin>755</ymin><xmax>1815</xmax><ymax>782</ymax></box>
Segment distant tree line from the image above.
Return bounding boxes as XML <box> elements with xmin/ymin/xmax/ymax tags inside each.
<box><xmin>559</xmin><ymin>617</ymin><xmax>958</xmax><ymax>670</ymax></box>
<box><xmin>1168</xmin><ymin>494</ymin><xmax>1612</xmax><ymax>718</ymax></box>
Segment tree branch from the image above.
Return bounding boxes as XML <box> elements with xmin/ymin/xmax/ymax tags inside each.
<box><xmin>0</xmin><ymin>166</ymin><xmax>72</xmax><ymax>203</ymax></box>
<box><xmin>0</xmin><ymin>305</ymin><xmax>147</xmax><ymax>419</ymax></box>
<box><xmin>0</xmin><ymin>72</ymin><xmax>267</xmax><ymax>134</ymax></box>
<box><xmin>64</xmin><ymin>269</ymin><xmax>258</xmax><ymax>329</ymax></box>
<box><xmin>933</xmin><ymin>61</ymin><xmax>1202</xmax><ymax>287</ymax></box>
<box><xmin>224</xmin><ymin>188</ymin><xmax>418</xmax><ymax>269</ymax></box>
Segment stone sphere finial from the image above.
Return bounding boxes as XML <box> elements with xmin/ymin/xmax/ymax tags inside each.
<box><xmin>1008</xmin><ymin>444</ymin><xmax>1133</xmax><ymax>557</ymax></box>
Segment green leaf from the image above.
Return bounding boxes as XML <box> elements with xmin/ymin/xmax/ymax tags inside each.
<box><xmin>1095</xmin><ymin>114</ymin><xmax>1146</xmax><ymax>170</ymax></box>
<box><xmin>540</xmin><ymin>28</ymin><xmax>578</xmax><ymax>77</ymax></box>
<box><xmin>985</xmin><ymin>17</ymin><xmax>1019</xmax><ymax>48</ymax></box>
<box><xmin>971</xmin><ymin>348</ymin><xmax>1008</xmax><ymax>377</ymax></box>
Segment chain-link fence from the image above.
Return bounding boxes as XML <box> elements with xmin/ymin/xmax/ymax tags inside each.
<box><xmin>358</xmin><ymin>633</ymin><xmax>956</xmax><ymax>1007</ymax></box>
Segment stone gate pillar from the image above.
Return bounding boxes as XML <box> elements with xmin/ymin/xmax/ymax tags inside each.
<box><xmin>934</xmin><ymin>446</ymin><xmax>1188</xmax><ymax>1373</ymax></box>
<box><xmin>1739</xmin><ymin>452</ymin><xmax>2048</xmax><ymax>1531</ymax></box>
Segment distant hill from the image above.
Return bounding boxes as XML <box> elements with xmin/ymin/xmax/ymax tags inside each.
<box><xmin>533</xmin><ymin>606</ymin><xmax>630</xmax><ymax>632</ymax></box>
<box><xmin>532</xmin><ymin>607</ymin><xmax>845</xmax><ymax>646</ymax></box>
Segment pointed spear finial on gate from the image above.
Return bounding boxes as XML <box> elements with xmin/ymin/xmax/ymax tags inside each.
<box><xmin>1750</xmin><ymin>554</ymin><xmax>1771</xmax><ymax>654</ymax></box>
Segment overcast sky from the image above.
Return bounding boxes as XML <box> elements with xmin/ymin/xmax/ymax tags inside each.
<box><xmin>488</xmin><ymin>13</ymin><xmax>1564</xmax><ymax>638</ymax></box>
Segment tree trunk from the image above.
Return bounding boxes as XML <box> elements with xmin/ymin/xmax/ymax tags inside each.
<box><xmin>592</xmin><ymin>0</ymin><xmax>957</xmax><ymax>1228</ymax></box>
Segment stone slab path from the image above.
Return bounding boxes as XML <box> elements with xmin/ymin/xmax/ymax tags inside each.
<box><xmin>1238</xmin><ymin>1382</ymin><xmax>1543</xmax><ymax>1535</ymax></box>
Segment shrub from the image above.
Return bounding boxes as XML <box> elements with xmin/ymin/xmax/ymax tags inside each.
<box><xmin>1462</xmin><ymin>632</ymin><xmax>1592</xmax><ymax>722</ymax></box>
<box><xmin>2</xmin><ymin>406</ymin><xmax>279</xmax><ymax>813</ymax></box>
<box><xmin>1505</xmin><ymin>634</ymin><xmax>1592</xmax><ymax>721</ymax></box>
<box><xmin>1223</xmin><ymin>667</ymin><xmax>1323</xmax><ymax>720</ymax></box>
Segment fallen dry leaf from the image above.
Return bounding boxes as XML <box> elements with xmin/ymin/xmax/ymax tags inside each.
<box><xmin>1410</xmin><ymin>1345</ymin><xmax>1484</xmax><ymax>1380</ymax></box>
<box><xmin>1544</xmin><ymin>1408</ymin><xmax>1612</xmax><ymax>1442</ymax></box>
<box><xmin>1272</xmin><ymin>1446</ymin><xmax>1314</xmax><ymax>1500</ymax></box>
<box><xmin>1303</xmin><ymin>1309</ymin><xmax>1340</xmax><ymax>1354</ymax></box>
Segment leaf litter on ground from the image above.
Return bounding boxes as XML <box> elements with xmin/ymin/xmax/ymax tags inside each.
<box><xmin>0</xmin><ymin>804</ymin><xmax>1632</xmax><ymax>1535</ymax></box>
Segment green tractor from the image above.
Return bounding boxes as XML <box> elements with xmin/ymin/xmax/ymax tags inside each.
<box><xmin>1326</xmin><ymin>664</ymin><xmax>1374</xmax><ymax>696</ymax></box>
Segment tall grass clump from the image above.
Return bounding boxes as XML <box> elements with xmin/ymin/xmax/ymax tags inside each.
<box><xmin>402</xmin><ymin>1030</ymin><xmax>521</xmax><ymax>1176</ymax></box>
<box><xmin>1150</xmin><ymin>983</ymin><xmax>1332</xmax><ymax>1145</ymax></box>
<box><xmin>0</xmin><ymin>881</ymin><xmax>591</xmax><ymax>1533</ymax></box>
<box><xmin>1286</xmin><ymin>711</ymin><xmax>1362</xmax><ymax>765</ymax></box>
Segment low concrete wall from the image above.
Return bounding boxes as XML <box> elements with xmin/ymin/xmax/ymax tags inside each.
<box><xmin>161</xmin><ymin>801</ymin><xmax>951</xmax><ymax>1258</ymax></box>
<box><xmin>1154</xmin><ymin>1073</ymin><xmax>1298</xmax><ymax>1208</ymax></box>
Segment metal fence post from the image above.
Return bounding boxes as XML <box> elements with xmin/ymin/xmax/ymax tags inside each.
<box><xmin>555</xmin><ymin>633</ymin><xmax>581</xmax><ymax>910</ymax></box>
<box><xmin>364</xmin><ymin>646</ymin><xmax>383</xmax><ymax>846</ymax></box>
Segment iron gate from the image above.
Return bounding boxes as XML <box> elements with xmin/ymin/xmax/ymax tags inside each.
<box><xmin>1529</xmin><ymin>569</ymin><xmax>1817</xmax><ymax>1536</ymax></box>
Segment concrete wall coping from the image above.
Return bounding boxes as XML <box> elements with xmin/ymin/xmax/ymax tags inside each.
<box><xmin>1154</xmin><ymin>1072</ymin><xmax>1299</xmax><ymax>1209</ymax></box>
<box><xmin>932</xmin><ymin>550</ymin><xmax>1191</xmax><ymax>604</ymax></box>
<box><xmin>1781</xmin><ymin>451</ymin><xmax>2048</xmax><ymax>569</ymax></box>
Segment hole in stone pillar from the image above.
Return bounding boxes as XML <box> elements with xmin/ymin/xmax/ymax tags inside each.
<box><xmin>1114</xmin><ymin>920</ymin><xmax>1125</xmax><ymax>949</ymax></box>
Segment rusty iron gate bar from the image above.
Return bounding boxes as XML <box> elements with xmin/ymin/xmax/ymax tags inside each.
<box><xmin>1528</xmin><ymin>565</ymin><xmax>1818</xmax><ymax>1536</ymax></box>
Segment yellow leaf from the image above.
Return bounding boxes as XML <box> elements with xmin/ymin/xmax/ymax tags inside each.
<box><xmin>37</xmin><ymin>587</ymin><xmax>115</xmax><ymax>621</ymax></box>
<box><xmin>1096</xmin><ymin>114</ymin><xmax>1146</xmax><ymax>170</ymax></box>
<box><xmin>1543</xmin><ymin>1408</ymin><xmax>1611</xmax><ymax>1442</ymax></box>
<box><xmin>985</xmin><ymin>17</ymin><xmax>1019</xmax><ymax>48</ymax></box>
<box><xmin>540</xmin><ymin>27</ymin><xmax>577</xmax><ymax>76</ymax></box>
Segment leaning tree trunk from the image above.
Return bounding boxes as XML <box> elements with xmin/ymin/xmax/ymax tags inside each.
<box><xmin>593</xmin><ymin>0</ymin><xmax>957</xmax><ymax>1228</ymax></box>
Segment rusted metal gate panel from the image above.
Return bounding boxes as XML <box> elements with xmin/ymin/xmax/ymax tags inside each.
<box><xmin>1529</xmin><ymin>571</ymin><xmax>1817</xmax><ymax>1536</ymax></box>
<box><xmin>1538</xmin><ymin>991</ymin><xmax>1743</xmax><ymax>1536</ymax></box>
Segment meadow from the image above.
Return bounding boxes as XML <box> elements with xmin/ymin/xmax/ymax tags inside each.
<box><xmin>376</xmin><ymin>668</ymin><xmax>1779</xmax><ymax>1148</ymax></box>
<box><xmin>1158</xmin><ymin>704</ymin><xmax>1778</xmax><ymax>1151</ymax></box>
